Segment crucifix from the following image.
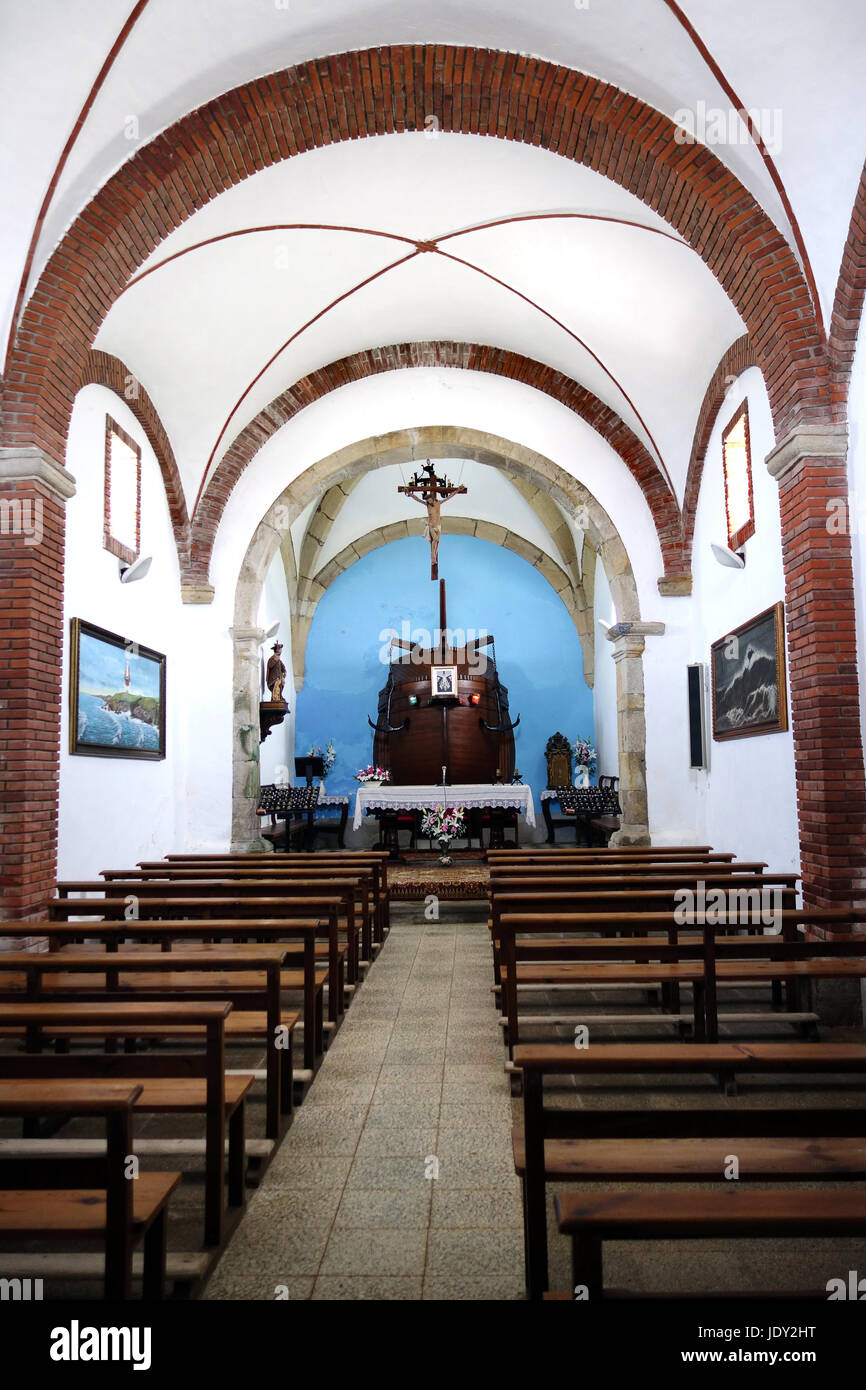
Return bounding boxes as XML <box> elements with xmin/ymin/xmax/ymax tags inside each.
<box><xmin>397</xmin><ymin>459</ymin><xmax>467</xmax><ymax>580</ymax></box>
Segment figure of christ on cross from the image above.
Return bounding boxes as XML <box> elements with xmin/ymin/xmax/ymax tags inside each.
<box><xmin>397</xmin><ymin>460</ymin><xmax>468</xmax><ymax>580</ymax></box>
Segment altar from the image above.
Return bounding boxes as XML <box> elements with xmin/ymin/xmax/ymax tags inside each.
<box><xmin>353</xmin><ymin>782</ymin><xmax>535</xmax><ymax>852</ymax></box>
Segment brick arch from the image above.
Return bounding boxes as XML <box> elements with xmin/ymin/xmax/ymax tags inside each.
<box><xmin>84</xmin><ymin>350</ymin><xmax>190</xmax><ymax>559</ymax></box>
<box><xmin>830</xmin><ymin>156</ymin><xmax>866</xmax><ymax>398</ymax></box>
<box><xmin>2</xmin><ymin>46</ymin><xmax>831</xmax><ymax>474</ymax></box>
<box><xmin>681</xmin><ymin>334</ymin><xmax>757</xmax><ymax>562</ymax></box>
<box><xmin>192</xmin><ymin>341</ymin><xmax>683</xmax><ymax>590</ymax></box>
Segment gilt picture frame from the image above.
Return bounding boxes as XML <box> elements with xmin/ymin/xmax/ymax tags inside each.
<box><xmin>69</xmin><ymin>618</ymin><xmax>166</xmax><ymax>759</ymax></box>
<box><xmin>710</xmin><ymin>602</ymin><xmax>787</xmax><ymax>741</ymax></box>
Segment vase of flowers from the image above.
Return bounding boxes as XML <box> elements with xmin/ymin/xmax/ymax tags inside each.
<box><xmin>421</xmin><ymin>805</ymin><xmax>466</xmax><ymax>865</ymax></box>
<box><xmin>572</xmin><ymin>735</ymin><xmax>597</xmax><ymax>786</ymax></box>
<box><xmin>309</xmin><ymin>739</ymin><xmax>336</xmax><ymax>793</ymax></box>
<box><xmin>355</xmin><ymin>765</ymin><xmax>391</xmax><ymax>786</ymax></box>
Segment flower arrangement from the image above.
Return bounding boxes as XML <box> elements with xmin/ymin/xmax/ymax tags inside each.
<box><xmin>355</xmin><ymin>765</ymin><xmax>391</xmax><ymax>784</ymax></box>
<box><xmin>572</xmin><ymin>735</ymin><xmax>597</xmax><ymax>770</ymax></box>
<box><xmin>309</xmin><ymin>739</ymin><xmax>336</xmax><ymax>777</ymax></box>
<box><xmin>420</xmin><ymin>805</ymin><xmax>466</xmax><ymax>841</ymax></box>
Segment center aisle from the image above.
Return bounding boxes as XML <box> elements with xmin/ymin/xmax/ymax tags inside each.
<box><xmin>204</xmin><ymin>915</ymin><xmax>525</xmax><ymax>1300</ymax></box>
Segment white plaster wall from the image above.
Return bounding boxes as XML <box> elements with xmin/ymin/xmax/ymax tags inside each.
<box><xmin>58</xmin><ymin>385</ymin><xmax>189</xmax><ymax>876</ymax></box>
<box><xmin>257</xmin><ymin>551</ymin><xmax>295</xmax><ymax>788</ymax></box>
<box><xmin>592</xmin><ymin>561</ymin><xmax>619</xmax><ymax>781</ymax></box>
<box><xmin>685</xmin><ymin>366</ymin><xmax>799</xmax><ymax>871</ymax></box>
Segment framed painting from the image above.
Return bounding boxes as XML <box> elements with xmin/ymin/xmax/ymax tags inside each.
<box><xmin>710</xmin><ymin>602</ymin><xmax>787</xmax><ymax>741</ymax></box>
<box><xmin>69</xmin><ymin>618</ymin><xmax>166</xmax><ymax>759</ymax></box>
<box><xmin>431</xmin><ymin>664</ymin><xmax>458</xmax><ymax>698</ymax></box>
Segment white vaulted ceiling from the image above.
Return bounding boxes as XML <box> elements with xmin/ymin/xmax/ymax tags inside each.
<box><xmin>2</xmin><ymin>0</ymin><xmax>864</xmax><ymax>572</ymax></box>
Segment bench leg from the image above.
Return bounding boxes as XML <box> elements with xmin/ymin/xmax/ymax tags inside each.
<box><xmin>228</xmin><ymin>1101</ymin><xmax>247</xmax><ymax>1210</ymax></box>
<box><xmin>280</xmin><ymin>1032</ymin><xmax>294</xmax><ymax>1116</ymax></box>
<box><xmin>572</xmin><ymin>1233</ymin><xmax>604</xmax><ymax>1300</ymax></box>
<box><xmin>142</xmin><ymin>1207</ymin><xmax>168</xmax><ymax>1300</ymax></box>
<box><xmin>315</xmin><ymin>987</ymin><xmax>324</xmax><ymax>1056</ymax></box>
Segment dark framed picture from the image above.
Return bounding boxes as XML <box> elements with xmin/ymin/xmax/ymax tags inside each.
<box><xmin>69</xmin><ymin>618</ymin><xmax>166</xmax><ymax>759</ymax></box>
<box><xmin>710</xmin><ymin>602</ymin><xmax>787</xmax><ymax>741</ymax></box>
<box><xmin>431</xmin><ymin>665</ymin><xmax>458</xmax><ymax>698</ymax></box>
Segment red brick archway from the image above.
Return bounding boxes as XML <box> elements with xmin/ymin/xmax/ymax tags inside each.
<box><xmin>830</xmin><ymin>157</ymin><xmax>866</xmax><ymax>398</ymax></box>
<box><xmin>1</xmin><ymin>45</ymin><xmax>833</xmax><ymax>471</ymax></box>
<box><xmin>188</xmin><ymin>341</ymin><xmax>686</xmax><ymax>587</ymax></box>
<box><xmin>1</xmin><ymin>45</ymin><xmax>864</xmax><ymax>919</ymax></box>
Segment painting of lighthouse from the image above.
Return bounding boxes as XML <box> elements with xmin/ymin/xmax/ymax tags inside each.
<box><xmin>69</xmin><ymin>618</ymin><xmax>166</xmax><ymax>759</ymax></box>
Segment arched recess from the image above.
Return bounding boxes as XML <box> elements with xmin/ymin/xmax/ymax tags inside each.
<box><xmin>190</xmin><ymin>342</ymin><xmax>683</xmax><ymax>588</ymax></box>
<box><xmin>293</xmin><ymin>457</ymin><xmax>585</xmax><ymax>631</ymax></box>
<box><xmin>681</xmin><ymin>334</ymin><xmax>757</xmax><ymax>562</ymax></box>
<box><xmin>298</xmin><ymin>516</ymin><xmax>594</xmax><ymax>692</ymax></box>
<box><xmin>230</xmin><ymin>426</ymin><xmax>659</xmax><ymax>850</ymax></box>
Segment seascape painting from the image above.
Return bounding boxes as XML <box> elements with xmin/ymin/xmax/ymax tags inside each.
<box><xmin>69</xmin><ymin>618</ymin><xmax>166</xmax><ymax>759</ymax></box>
<box><xmin>710</xmin><ymin>602</ymin><xmax>787</xmax><ymax>741</ymax></box>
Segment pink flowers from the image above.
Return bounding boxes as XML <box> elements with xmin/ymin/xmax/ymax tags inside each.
<box><xmin>355</xmin><ymin>765</ymin><xmax>391</xmax><ymax>783</ymax></box>
<box><xmin>421</xmin><ymin>805</ymin><xmax>466</xmax><ymax>840</ymax></box>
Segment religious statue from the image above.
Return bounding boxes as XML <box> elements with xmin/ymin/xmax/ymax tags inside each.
<box><xmin>397</xmin><ymin>459</ymin><xmax>467</xmax><ymax>580</ymax></box>
<box><xmin>266</xmin><ymin>641</ymin><xmax>287</xmax><ymax>703</ymax></box>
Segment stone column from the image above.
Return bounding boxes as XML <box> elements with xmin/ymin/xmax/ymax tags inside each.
<box><xmin>766</xmin><ymin>424</ymin><xmax>866</xmax><ymax>910</ymax></box>
<box><xmin>605</xmin><ymin>620</ymin><xmax>664</xmax><ymax>847</ymax></box>
<box><xmin>230</xmin><ymin>625</ymin><xmax>269</xmax><ymax>852</ymax></box>
<box><xmin>0</xmin><ymin>448</ymin><xmax>76</xmax><ymax>921</ymax></box>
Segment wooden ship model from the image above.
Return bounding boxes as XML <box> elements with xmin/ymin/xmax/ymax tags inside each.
<box><xmin>369</xmin><ymin>583</ymin><xmax>519</xmax><ymax>784</ymax></box>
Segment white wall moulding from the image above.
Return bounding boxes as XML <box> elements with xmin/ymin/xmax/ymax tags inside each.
<box><xmin>765</xmin><ymin>425</ymin><xmax>849</xmax><ymax>480</ymax></box>
<box><xmin>0</xmin><ymin>447</ymin><xmax>77</xmax><ymax>501</ymax></box>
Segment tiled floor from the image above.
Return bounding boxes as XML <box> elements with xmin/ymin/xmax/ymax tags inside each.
<box><xmin>204</xmin><ymin>910</ymin><xmax>525</xmax><ymax>1300</ymax></box>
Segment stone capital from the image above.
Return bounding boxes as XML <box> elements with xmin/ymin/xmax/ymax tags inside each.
<box><xmin>765</xmin><ymin>425</ymin><xmax>848</xmax><ymax>481</ymax></box>
<box><xmin>181</xmin><ymin>583</ymin><xmax>215</xmax><ymax>604</ymax></box>
<box><xmin>0</xmin><ymin>446</ymin><xmax>76</xmax><ymax>502</ymax></box>
<box><xmin>657</xmin><ymin>574</ymin><xmax>692</xmax><ymax>597</ymax></box>
<box><xmin>606</xmin><ymin>620</ymin><xmax>664</xmax><ymax>659</ymax></box>
<box><xmin>230</xmin><ymin>625</ymin><xmax>266</xmax><ymax>647</ymax></box>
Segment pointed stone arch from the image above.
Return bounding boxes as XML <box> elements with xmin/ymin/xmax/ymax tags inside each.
<box><xmin>231</xmin><ymin>426</ymin><xmax>660</xmax><ymax>849</ymax></box>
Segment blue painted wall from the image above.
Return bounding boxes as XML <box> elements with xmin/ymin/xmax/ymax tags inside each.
<box><xmin>294</xmin><ymin>534</ymin><xmax>593</xmax><ymax>800</ymax></box>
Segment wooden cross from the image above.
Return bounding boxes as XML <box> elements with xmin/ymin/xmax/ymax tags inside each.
<box><xmin>397</xmin><ymin>460</ymin><xmax>467</xmax><ymax>580</ymax></box>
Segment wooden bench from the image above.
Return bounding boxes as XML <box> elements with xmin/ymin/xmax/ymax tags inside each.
<box><xmin>0</xmin><ymin>1000</ymin><xmax>248</xmax><ymax>1248</ymax></box>
<box><xmin>494</xmin><ymin>907</ymin><xmax>866</xmax><ymax>1051</ymax></box>
<box><xmin>4</xmin><ymin>920</ymin><xmax>327</xmax><ymax>1072</ymax></box>
<box><xmin>0</xmin><ymin>1078</ymin><xmax>179</xmax><ymax>1299</ymax></box>
<box><xmin>555</xmin><ymin>1189</ymin><xmax>866</xmax><ymax>1299</ymax></box>
<box><xmin>56</xmin><ymin>881</ymin><xmax>352</xmax><ymax>1009</ymax></box>
<box><xmin>103</xmin><ymin>868</ymin><xmax>374</xmax><ymax>976</ymax></box>
<box><xmin>515</xmin><ymin>1040</ymin><xmax>866</xmax><ymax>1298</ymax></box>
<box><xmin>0</xmin><ymin>950</ymin><xmax>296</xmax><ymax>1139</ymax></box>
<box><xmin>159</xmin><ymin>852</ymin><xmax>392</xmax><ymax>940</ymax></box>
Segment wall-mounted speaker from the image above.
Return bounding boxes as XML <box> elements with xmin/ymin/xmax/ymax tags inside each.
<box><xmin>687</xmin><ymin>663</ymin><xmax>708</xmax><ymax>769</ymax></box>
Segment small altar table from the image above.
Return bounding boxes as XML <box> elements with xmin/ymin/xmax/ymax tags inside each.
<box><xmin>353</xmin><ymin>783</ymin><xmax>535</xmax><ymax>853</ymax></box>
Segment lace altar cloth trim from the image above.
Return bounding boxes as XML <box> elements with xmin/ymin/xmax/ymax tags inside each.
<box><xmin>353</xmin><ymin>783</ymin><xmax>535</xmax><ymax>831</ymax></box>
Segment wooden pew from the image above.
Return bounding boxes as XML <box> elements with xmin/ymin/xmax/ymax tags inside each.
<box><xmin>0</xmin><ymin>950</ymin><xmax>295</xmax><ymax>1139</ymax></box>
<box><xmin>494</xmin><ymin>907</ymin><xmax>866</xmax><ymax>1052</ymax></box>
<box><xmin>159</xmin><ymin>852</ymin><xmax>392</xmax><ymax>939</ymax></box>
<box><xmin>3</xmin><ymin>920</ymin><xmax>326</xmax><ymax>1072</ymax></box>
<box><xmin>0</xmin><ymin>1078</ymin><xmax>179</xmax><ymax>1299</ymax></box>
<box><xmin>554</xmin><ymin>1189</ymin><xmax>866</xmax><ymax>1300</ymax></box>
<box><xmin>105</xmin><ymin>867</ymin><xmax>374</xmax><ymax>974</ymax></box>
<box><xmin>488</xmin><ymin>846</ymin><xmax>729</xmax><ymax>862</ymax></box>
<box><xmin>515</xmin><ymin>1039</ymin><xmax>866</xmax><ymax>1298</ymax></box>
<box><xmin>0</xmin><ymin>1000</ymin><xmax>247</xmax><ymax>1248</ymax></box>
<box><xmin>55</xmin><ymin>882</ymin><xmax>351</xmax><ymax>1010</ymax></box>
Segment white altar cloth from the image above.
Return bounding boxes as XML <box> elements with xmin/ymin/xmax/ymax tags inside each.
<box><xmin>352</xmin><ymin>783</ymin><xmax>535</xmax><ymax>831</ymax></box>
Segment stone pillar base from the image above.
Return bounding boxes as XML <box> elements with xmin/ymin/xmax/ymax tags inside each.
<box><xmin>609</xmin><ymin>825</ymin><xmax>651</xmax><ymax>847</ymax></box>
